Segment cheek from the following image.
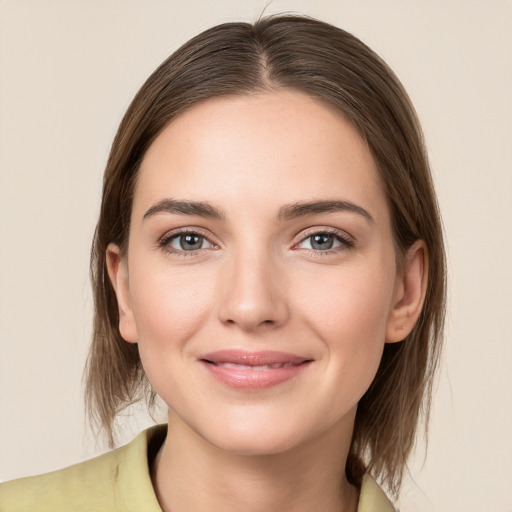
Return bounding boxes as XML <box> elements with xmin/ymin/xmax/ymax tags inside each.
<box><xmin>295</xmin><ymin>261</ymin><xmax>396</xmax><ymax>342</ymax></box>
<box><xmin>128</xmin><ymin>261</ymin><xmax>216</xmax><ymax>354</ymax></box>
<box><xmin>127</xmin><ymin>262</ymin><xmax>219</xmax><ymax>406</ymax></box>
<box><xmin>293</xmin><ymin>261</ymin><xmax>396</xmax><ymax>401</ymax></box>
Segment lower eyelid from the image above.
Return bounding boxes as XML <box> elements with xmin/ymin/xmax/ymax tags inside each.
<box><xmin>171</xmin><ymin>234</ymin><xmax>213</xmax><ymax>250</ymax></box>
<box><xmin>294</xmin><ymin>231</ymin><xmax>354</xmax><ymax>250</ymax></box>
<box><xmin>158</xmin><ymin>229</ymin><xmax>353</xmax><ymax>254</ymax></box>
<box><xmin>158</xmin><ymin>230</ymin><xmax>217</xmax><ymax>251</ymax></box>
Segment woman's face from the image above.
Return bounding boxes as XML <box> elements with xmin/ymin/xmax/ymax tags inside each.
<box><xmin>110</xmin><ymin>90</ymin><xmax>408</xmax><ymax>455</ymax></box>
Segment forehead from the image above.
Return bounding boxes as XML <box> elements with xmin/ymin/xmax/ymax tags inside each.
<box><xmin>134</xmin><ymin>91</ymin><xmax>386</xmax><ymax>219</ymax></box>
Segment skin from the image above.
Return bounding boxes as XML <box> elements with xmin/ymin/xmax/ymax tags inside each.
<box><xmin>107</xmin><ymin>90</ymin><xmax>427</xmax><ymax>512</ymax></box>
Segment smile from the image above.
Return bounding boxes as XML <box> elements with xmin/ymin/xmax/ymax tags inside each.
<box><xmin>213</xmin><ymin>362</ymin><xmax>299</xmax><ymax>370</ymax></box>
<box><xmin>199</xmin><ymin>350</ymin><xmax>312</xmax><ymax>390</ymax></box>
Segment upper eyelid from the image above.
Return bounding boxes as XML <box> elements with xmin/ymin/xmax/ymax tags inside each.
<box><xmin>294</xmin><ymin>226</ymin><xmax>354</xmax><ymax>243</ymax></box>
<box><xmin>291</xmin><ymin>227</ymin><xmax>356</xmax><ymax>252</ymax></box>
<box><xmin>157</xmin><ymin>229</ymin><xmax>220</xmax><ymax>255</ymax></box>
<box><xmin>158</xmin><ymin>226</ymin><xmax>217</xmax><ymax>243</ymax></box>
<box><xmin>170</xmin><ymin>232</ymin><xmax>215</xmax><ymax>249</ymax></box>
<box><xmin>157</xmin><ymin>225</ymin><xmax>354</xmax><ymax>249</ymax></box>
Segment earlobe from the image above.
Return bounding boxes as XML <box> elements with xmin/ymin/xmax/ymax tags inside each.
<box><xmin>386</xmin><ymin>240</ymin><xmax>428</xmax><ymax>343</ymax></box>
<box><xmin>106</xmin><ymin>243</ymin><xmax>138</xmax><ymax>343</ymax></box>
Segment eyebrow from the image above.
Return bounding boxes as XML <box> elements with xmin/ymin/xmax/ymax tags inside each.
<box><xmin>278</xmin><ymin>200</ymin><xmax>374</xmax><ymax>224</ymax></box>
<box><xmin>143</xmin><ymin>199</ymin><xmax>225</xmax><ymax>220</ymax></box>
<box><xmin>143</xmin><ymin>198</ymin><xmax>373</xmax><ymax>224</ymax></box>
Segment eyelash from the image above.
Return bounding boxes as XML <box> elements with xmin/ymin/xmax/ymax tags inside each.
<box><xmin>292</xmin><ymin>228</ymin><xmax>355</xmax><ymax>256</ymax></box>
<box><xmin>157</xmin><ymin>229</ymin><xmax>218</xmax><ymax>257</ymax></box>
<box><xmin>157</xmin><ymin>228</ymin><xmax>355</xmax><ymax>257</ymax></box>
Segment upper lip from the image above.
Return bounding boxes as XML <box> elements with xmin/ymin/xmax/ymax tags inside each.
<box><xmin>200</xmin><ymin>350</ymin><xmax>312</xmax><ymax>366</ymax></box>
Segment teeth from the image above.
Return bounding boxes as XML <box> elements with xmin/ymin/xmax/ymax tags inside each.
<box><xmin>217</xmin><ymin>362</ymin><xmax>297</xmax><ymax>370</ymax></box>
<box><xmin>222</xmin><ymin>363</ymin><xmax>257</xmax><ymax>370</ymax></box>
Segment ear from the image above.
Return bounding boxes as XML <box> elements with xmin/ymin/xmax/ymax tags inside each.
<box><xmin>106</xmin><ymin>243</ymin><xmax>138</xmax><ymax>343</ymax></box>
<box><xmin>386</xmin><ymin>240</ymin><xmax>428</xmax><ymax>343</ymax></box>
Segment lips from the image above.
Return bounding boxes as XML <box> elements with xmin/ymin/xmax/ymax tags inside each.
<box><xmin>199</xmin><ymin>350</ymin><xmax>312</xmax><ymax>390</ymax></box>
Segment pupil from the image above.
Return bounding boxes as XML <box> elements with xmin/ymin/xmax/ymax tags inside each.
<box><xmin>180</xmin><ymin>234</ymin><xmax>203</xmax><ymax>250</ymax></box>
<box><xmin>312</xmin><ymin>234</ymin><xmax>333</xmax><ymax>250</ymax></box>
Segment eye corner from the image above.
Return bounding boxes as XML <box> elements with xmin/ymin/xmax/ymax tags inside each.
<box><xmin>157</xmin><ymin>227</ymin><xmax>220</xmax><ymax>256</ymax></box>
<box><xmin>292</xmin><ymin>228</ymin><xmax>356</xmax><ymax>254</ymax></box>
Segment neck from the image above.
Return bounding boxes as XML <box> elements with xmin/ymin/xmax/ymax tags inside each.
<box><xmin>152</xmin><ymin>411</ymin><xmax>359</xmax><ymax>512</ymax></box>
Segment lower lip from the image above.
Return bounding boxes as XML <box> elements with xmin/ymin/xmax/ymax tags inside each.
<box><xmin>201</xmin><ymin>361</ymin><xmax>310</xmax><ymax>390</ymax></box>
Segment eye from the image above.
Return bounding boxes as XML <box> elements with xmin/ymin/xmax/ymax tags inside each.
<box><xmin>296</xmin><ymin>231</ymin><xmax>353</xmax><ymax>252</ymax></box>
<box><xmin>161</xmin><ymin>232</ymin><xmax>216</xmax><ymax>253</ymax></box>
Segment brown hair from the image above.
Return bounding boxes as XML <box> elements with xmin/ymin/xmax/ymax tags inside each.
<box><xmin>85</xmin><ymin>14</ymin><xmax>446</xmax><ymax>496</ymax></box>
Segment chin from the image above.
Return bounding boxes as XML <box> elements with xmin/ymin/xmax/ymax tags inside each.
<box><xmin>208</xmin><ymin>429</ymin><xmax>302</xmax><ymax>457</ymax></box>
<box><xmin>194</xmin><ymin>410</ymin><xmax>339</xmax><ymax>458</ymax></box>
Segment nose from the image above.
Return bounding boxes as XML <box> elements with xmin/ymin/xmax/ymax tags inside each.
<box><xmin>217</xmin><ymin>250</ymin><xmax>289</xmax><ymax>332</ymax></box>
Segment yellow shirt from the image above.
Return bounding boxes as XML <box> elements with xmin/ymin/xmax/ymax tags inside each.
<box><xmin>0</xmin><ymin>425</ymin><xmax>395</xmax><ymax>511</ymax></box>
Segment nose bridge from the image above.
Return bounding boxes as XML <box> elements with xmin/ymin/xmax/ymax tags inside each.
<box><xmin>218</xmin><ymin>239</ymin><xmax>288</xmax><ymax>331</ymax></box>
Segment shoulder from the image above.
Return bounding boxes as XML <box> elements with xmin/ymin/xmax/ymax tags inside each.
<box><xmin>0</xmin><ymin>425</ymin><xmax>166</xmax><ymax>512</ymax></box>
<box><xmin>357</xmin><ymin>474</ymin><xmax>396</xmax><ymax>512</ymax></box>
<box><xmin>0</xmin><ymin>448</ymin><xmax>121</xmax><ymax>511</ymax></box>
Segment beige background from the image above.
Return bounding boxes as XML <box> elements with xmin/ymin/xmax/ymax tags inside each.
<box><xmin>1</xmin><ymin>1</ymin><xmax>511</xmax><ymax>510</ymax></box>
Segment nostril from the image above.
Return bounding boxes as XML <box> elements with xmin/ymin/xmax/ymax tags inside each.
<box><xmin>217</xmin><ymin>277</ymin><xmax>289</xmax><ymax>330</ymax></box>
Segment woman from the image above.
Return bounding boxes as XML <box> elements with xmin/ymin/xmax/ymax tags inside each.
<box><xmin>0</xmin><ymin>14</ymin><xmax>445</xmax><ymax>511</ymax></box>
